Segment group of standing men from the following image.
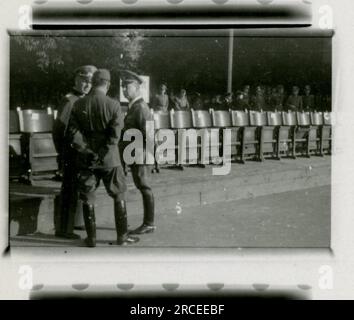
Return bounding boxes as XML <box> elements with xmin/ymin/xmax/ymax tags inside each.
<box><xmin>53</xmin><ymin>66</ymin><xmax>156</xmax><ymax>247</ymax></box>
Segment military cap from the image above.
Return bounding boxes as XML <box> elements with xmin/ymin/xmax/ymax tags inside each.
<box><xmin>92</xmin><ymin>69</ymin><xmax>111</xmax><ymax>82</ymax></box>
<box><xmin>74</xmin><ymin>65</ymin><xmax>97</xmax><ymax>78</ymax></box>
<box><xmin>120</xmin><ymin>70</ymin><xmax>143</xmax><ymax>85</ymax></box>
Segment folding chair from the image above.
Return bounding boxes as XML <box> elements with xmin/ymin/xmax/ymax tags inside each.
<box><xmin>310</xmin><ymin>111</ymin><xmax>326</xmax><ymax>156</ymax></box>
<box><xmin>230</xmin><ymin>110</ymin><xmax>259</xmax><ymax>163</ymax></box>
<box><xmin>18</xmin><ymin>108</ymin><xmax>58</xmax><ymax>181</ymax></box>
<box><xmin>295</xmin><ymin>111</ymin><xmax>314</xmax><ymax>157</ymax></box>
<box><xmin>9</xmin><ymin>109</ymin><xmax>28</xmax><ymax>182</ymax></box>
<box><xmin>266</xmin><ymin>111</ymin><xmax>284</xmax><ymax>160</ymax></box>
<box><xmin>191</xmin><ymin>109</ymin><xmax>214</xmax><ymax>167</ymax></box>
<box><xmin>280</xmin><ymin>111</ymin><xmax>297</xmax><ymax>159</ymax></box>
<box><xmin>250</xmin><ymin>111</ymin><xmax>278</xmax><ymax>161</ymax></box>
<box><xmin>321</xmin><ymin>111</ymin><xmax>332</xmax><ymax>155</ymax></box>
<box><xmin>170</xmin><ymin>109</ymin><xmax>195</xmax><ymax>170</ymax></box>
<box><xmin>211</xmin><ymin>109</ymin><xmax>239</xmax><ymax>163</ymax></box>
<box><xmin>151</xmin><ymin>110</ymin><xmax>173</xmax><ymax>173</ymax></box>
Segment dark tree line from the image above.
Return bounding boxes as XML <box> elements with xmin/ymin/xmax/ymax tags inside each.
<box><xmin>10</xmin><ymin>31</ymin><xmax>148</xmax><ymax>109</ymax></box>
<box><xmin>10</xmin><ymin>31</ymin><xmax>331</xmax><ymax>109</ymax></box>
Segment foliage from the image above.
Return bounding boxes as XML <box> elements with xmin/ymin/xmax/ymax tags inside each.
<box><xmin>10</xmin><ymin>31</ymin><xmax>148</xmax><ymax>108</ymax></box>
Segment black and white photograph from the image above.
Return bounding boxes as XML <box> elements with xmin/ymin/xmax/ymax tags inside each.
<box><xmin>8</xmin><ymin>27</ymin><xmax>332</xmax><ymax>248</ymax></box>
<box><xmin>2</xmin><ymin>0</ymin><xmax>354</xmax><ymax>301</ymax></box>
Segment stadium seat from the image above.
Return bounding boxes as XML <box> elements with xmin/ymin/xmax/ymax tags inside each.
<box><xmin>295</xmin><ymin>111</ymin><xmax>314</xmax><ymax>157</ymax></box>
<box><xmin>230</xmin><ymin>110</ymin><xmax>259</xmax><ymax>163</ymax></box>
<box><xmin>18</xmin><ymin>108</ymin><xmax>58</xmax><ymax>181</ymax></box>
<box><xmin>280</xmin><ymin>111</ymin><xmax>297</xmax><ymax>159</ymax></box>
<box><xmin>170</xmin><ymin>109</ymin><xmax>195</xmax><ymax>169</ymax></box>
<box><xmin>9</xmin><ymin>110</ymin><xmax>27</xmax><ymax>182</ymax></box>
<box><xmin>310</xmin><ymin>111</ymin><xmax>325</xmax><ymax>156</ymax></box>
<box><xmin>210</xmin><ymin>109</ymin><xmax>239</xmax><ymax>163</ymax></box>
<box><xmin>249</xmin><ymin>111</ymin><xmax>277</xmax><ymax>161</ymax></box>
<box><xmin>151</xmin><ymin>110</ymin><xmax>173</xmax><ymax>173</ymax></box>
<box><xmin>321</xmin><ymin>111</ymin><xmax>332</xmax><ymax>155</ymax></box>
<box><xmin>191</xmin><ymin>109</ymin><xmax>214</xmax><ymax>167</ymax></box>
<box><xmin>266</xmin><ymin>111</ymin><xmax>283</xmax><ymax>160</ymax></box>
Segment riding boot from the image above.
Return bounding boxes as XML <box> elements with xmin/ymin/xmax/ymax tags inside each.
<box><xmin>129</xmin><ymin>190</ymin><xmax>156</xmax><ymax>235</ymax></box>
<box><xmin>55</xmin><ymin>194</ymin><xmax>68</xmax><ymax>237</ymax></box>
<box><xmin>142</xmin><ymin>190</ymin><xmax>155</xmax><ymax>226</ymax></box>
<box><xmin>65</xmin><ymin>191</ymin><xmax>81</xmax><ymax>239</ymax></box>
<box><xmin>82</xmin><ymin>203</ymin><xmax>96</xmax><ymax>247</ymax></box>
<box><xmin>114</xmin><ymin>200</ymin><xmax>139</xmax><ymax>245</ymax></box>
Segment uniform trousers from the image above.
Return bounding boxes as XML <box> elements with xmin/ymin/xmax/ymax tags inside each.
<box><xmin>77</xmin><ymin>166</ymin><xmax>127</xmax><ymax>205</ymax></box>
<box><xmin>130</xmin><ymin>164</ymin><xmax>154</xmax><ymax>226</ymax></box>
<box><xmin>56</xmin><ymin>151</ymin><xmax>79</xmax><ymax>234</ymax></box>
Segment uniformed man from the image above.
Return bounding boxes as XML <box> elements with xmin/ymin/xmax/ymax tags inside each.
<box><xmin>120</xmin><ymin>70</ymin><xmax>156</xmax><ymax>235</ymax></box>
<box><xmin>152</xmin><ymin>83</ymin><xmax>169</xmax><ymax>112</ymax></box>
<box><xmin>251</xmin><ymin>85</ymin><xmax>266</xmax><ymax>111</ymax></box>
<box><xmin>241</xmin><ymin>85</ymin><xmax>251</xmax><ymax>109</ymax></box>
<box><xmin>302</xmin><ymin>85</ymin><xmax>315</xmax><ymax>111</ymax></box>
<box><xmin>234</xmin><ymin>90</ymin><xmax>247</xmax><ymax>110</ymax></box>
<box><xmin>285</xmin><ymin>86</ymin><xmax>303</xmax><ymax>111</ymax></box>
<box><xmin>173</xmin><ymin>89</ymin><xmax>190</xmax><ymax>110</ymax></box>
<box><xmin>67</xmin><ymin>69</ymin><xmax>139</xmax><ymax>247</ymax></box>
<box><xmin>53</xmin><ymin>65</ymin><xmax>97</xmax><ymax>239</ymax></box>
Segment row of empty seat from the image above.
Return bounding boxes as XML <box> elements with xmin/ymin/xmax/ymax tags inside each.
<box><xmin>9</xmin><ymin>107</ymin><xmax>332</xmax><ymax>182</ymax></box>
<box><xmin>151</xmin><ymin>109</ymin><xmax>332</xmax><ymax>172</ymax></box>
<box><xmin>9</xmin><ymin>108</ymin><xmax>57</xmax><ymax>182</ymax></box>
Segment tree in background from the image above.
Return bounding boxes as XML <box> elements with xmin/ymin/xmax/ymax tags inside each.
<box><xmin>10</xmin><ymin>31</ymin><xmax>148</xmax><ymax>108</ymax></box>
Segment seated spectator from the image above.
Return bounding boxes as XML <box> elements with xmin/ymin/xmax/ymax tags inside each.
<box><xmin>251</xmin><ymin>85</ymin><xmax>266</xmax><ymax>111</ymax></box>
<box><xmin>173</xmin><ymin>89</ymin><xmax>190</xmax><ymax>110</ymax></box>
<box><xmin>234</xmin><ymin>90</ymin><xmax>248</xmax><ymax>110</ymax></box>
<box><xmin>203</xmin><ymin>95</ymin><xmax>212</xmax><ymax>110</ymax></box>
<box><xmin>268</xmin><ymin>87</ymin><xmax>279</xmax><ymax>110</ymax></box>
<box><xmin>242</xmin><ymin>85</ymin><xmax>251</xmax><ymax>107</ymax></box>
<box><xmin>192</xmin><ymin>92</ymin><xmax>204</xmax><ymax>110</ymax></box>
<box><xmin>302</xmin><ymin>85</ymin><xmax>315</xmax><ymax>111</ymax></box>
<box><xmin>152</xmin><ymin>83</ymin><xmax>169</xmax><ymax>112</ymax></box>
<box><xmin>169</xmin><ymin>89</ymin><xmax>176</xmax><ymax>109</ymax></box>
<box><xmin>211</xmin><ymin>94</ymin><xmax>224</xmax><ymax>111</ymax></box>
<box><xmin>285</xmin><ymin>86</ymin><xmax>303</xmax><ymax>111</ymax></box>
<box><xmin>224</xmin><ymin>92</ymin><xmax>234</xmax><ymax>110</ymax></box>
<box><xmin>264</xmin><ymin>85</ymin><xmax>272</xmax><ymax>108</ymax></box>
<box><xmin>274</xmin><ymin>85</ymin><xmax>286</xmax><ymax>111</ymax></box>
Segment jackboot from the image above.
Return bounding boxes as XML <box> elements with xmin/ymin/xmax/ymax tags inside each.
<box><xmin>82</xmin><ymin>203</ymin><xmax>96</xmax><ymax>247</ymax></box>
<box><xmin>64</xmin><ymin>192</ymin><xmax>81</xmax><ymax>240</ymax></box>
<box><xmin>129</xmin><ymin>191</ymin><xmax>156</xmax><ymax>235</ymax></box>
<box><xmin>114</xmin><ymin>200</ymin><xmax>139</xmax><ymax>245</ymax></box>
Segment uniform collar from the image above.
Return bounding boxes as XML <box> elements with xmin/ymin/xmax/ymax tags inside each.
<box><xmin>128</xmin><ymin>95</ymin><xmax>143</xmax><ymax>109</ymax></box>
<box><xmin>91</xmin><ymin>87</ymin><xmax>107</xmax><ymax>95</ymax></box>
<box><xmin>72</xmin><ymin>87</ymin><xmax>85</xmax><ymax>97</ymax></box>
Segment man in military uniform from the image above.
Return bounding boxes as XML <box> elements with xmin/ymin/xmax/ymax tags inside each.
<box><xmin>285</xmin><ymin>86</ymin><xmax>303</xmax><ymax>111</ymax></box>
<box><xmin>67</xmin><ymin>69</ymin><xmax>139</xmax><ymax>247</ymax></box>
<box><xmin>152</xmin><ymin>83</ymin><xmax>169</xmax><ymax>112</ymax></box>
<box><xmin>53</xmin><ymin>65</ymin><xmax>97</xmax><ymax>239</ymax></box>
<box><xmin>120</xmin><ymin>70</ymin><xmax>156</xmax><ymax>235</ymax></box>
<box><xmin>302</xmin><ymin>85</ymin><xmax>315</xmax><ymax>111</ymax></box>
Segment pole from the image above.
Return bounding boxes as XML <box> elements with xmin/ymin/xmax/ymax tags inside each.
<box><xmin>227</xmin><ymin>28</ymin><xmax>234</xmax><ymax>93</ymax></box>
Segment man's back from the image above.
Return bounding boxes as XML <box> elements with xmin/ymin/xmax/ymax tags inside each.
<box><xmin>70</xmin><ymin>88</ymin><xmax>124</xmax><ymax>168</ymax></box>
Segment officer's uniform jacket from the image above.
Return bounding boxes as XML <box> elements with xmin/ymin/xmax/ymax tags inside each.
<box><xmin>53</xmin><ymin>89</ymin><xmax>83</xmax><ymax>157</ymax></box>
<box><xmin>152</xmin><ymin>93</ymin><xmax>169</xmax><ymax>112</ymax></box>
<box><xmin>67</xmin><ymin>88</ymin><xmax>124</xmax><ymax>168</ymax></box>
<box><xmin>285</xmin><ymin>95</ymin><xmax>303</xmax><ymax>111</ymax></box>
<box><xmin>123</xmin><ymin>97</ymin><xmax>153</xmax><ymax>139</ymax></box>
<box><xmin>303</xmin><ymin>94</ymin><xmax>315</xmax><ymax>111</ymax></box>
<box><xmin>121</xmin><ymin>97</ymin><xmax>154</xmax><ymax>164</ymax></box>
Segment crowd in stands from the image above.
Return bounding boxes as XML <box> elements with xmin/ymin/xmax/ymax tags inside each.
<box><xmin>150</xmin><ymin>83</ymin><xmax>331</xmax><ymax>113</ymax></box>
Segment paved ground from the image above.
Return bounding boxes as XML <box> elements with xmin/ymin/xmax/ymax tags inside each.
<box><xmin>11</xmin><ymin>185</ymin><xmax>330</xmax><ymax>248</ymax></box>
